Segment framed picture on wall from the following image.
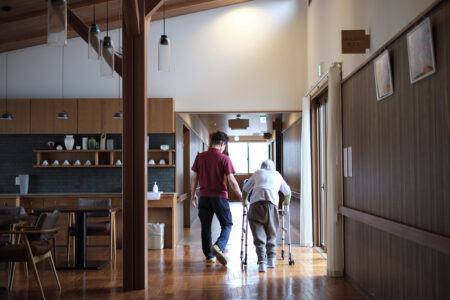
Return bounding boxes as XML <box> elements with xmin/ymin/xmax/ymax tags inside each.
<box><xmin>406</xmin><ymin>17</ymin><xmax>436</xmax><ymax>84</ymax></box>
<box><xmin>374</xmin><ymin>50</ymin><xmax>393</xmax><ymax>101</ymax></box>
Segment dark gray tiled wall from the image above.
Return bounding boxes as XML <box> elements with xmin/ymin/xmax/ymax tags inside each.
<box><xmin>0</xmin><ymin>134</ymin><xmax>175</xmax><ymax>193</ymax></box>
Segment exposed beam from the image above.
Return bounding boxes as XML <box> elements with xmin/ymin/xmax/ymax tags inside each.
<box><xmin>67</xmin><ymin>8</ymin><xmax>122</xmax><ymax>76</ymax></box>
<box><xmin>1</xmin><ymin>16</ymin><xmax>121</xmax><ymax>46</ymax></box>
<box><xmin>123</xmin><ymin>0</ymin><xmax>141</xmax><ymax>36</ymax></box>
<box><xmin>145</xmin><ymin>0</ymin><xmax>165</xmax><ymax>18</ymax></box>
<box><xmin>0</xmin><ymin>0</ymin><xmax>111</xmax><ymax>25</ymax></box>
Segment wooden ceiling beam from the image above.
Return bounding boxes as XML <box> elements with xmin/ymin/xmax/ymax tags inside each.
<box><xmin>123</xmin><ymin>0</ymin><xmax>141</xmax><ymax>36</ymax></box>
<box><xmin>145</xmin><ymin>0</ymin><xmax>165</xmax><ymax>18</ymax></box>
<box><xmin>67</xmin><ymin>8</ymin><xmax>122</xmax><ymax>76</ymax></box>
<box><xmin>0</xmin><ymin>0</ymin><xmax>111</xmax><ymax>25</ymax></box>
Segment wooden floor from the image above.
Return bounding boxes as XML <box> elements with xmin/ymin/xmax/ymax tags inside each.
<box><xmin>1</xmin><ymin>203</ymin><xmax>366</xmax><ymax>299</ymax></box>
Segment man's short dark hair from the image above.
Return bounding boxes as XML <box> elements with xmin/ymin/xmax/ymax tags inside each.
<box><xmin>211</xmin><ymin>131</ymin><xmax>229</xmax><ymax>145</ymax></box>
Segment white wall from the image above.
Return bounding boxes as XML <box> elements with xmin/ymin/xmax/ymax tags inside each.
<box><xmin>0</xmin><ymin>0</ymin><xmax>307</xmax><ymax>112</ymax></box>
<box><xmin>307</xmin><ymin>0</ymin><xmax>434</xmax><ymax>87</ymax></box>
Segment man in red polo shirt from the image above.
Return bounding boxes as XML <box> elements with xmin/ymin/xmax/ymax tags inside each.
<box><xmin>191</xmin><ymin>131</ymin><xmax>242</xmax><ymax>265</ymax></box>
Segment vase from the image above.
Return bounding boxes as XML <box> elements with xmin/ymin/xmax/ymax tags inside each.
<box><xmin>88</xmin><ymin>137</ymin><xmax>96</xmax><ymax>150</ymax></box>
<box><xmin>64</xmin><ymin>135</ymin><xmax>75</xmax><ymax>150</ymax></box>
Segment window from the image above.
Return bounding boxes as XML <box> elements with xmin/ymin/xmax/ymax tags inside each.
<box><xmin>228</xmin><ymin>142</ymin><xmax>269</xmax><ymax>173</ymax></box>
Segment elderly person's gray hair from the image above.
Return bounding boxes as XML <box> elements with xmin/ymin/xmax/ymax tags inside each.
<box><xmin>260</xmin><ymin>160</ymin><xmax>275</xmax><ymax>171</ymax></box>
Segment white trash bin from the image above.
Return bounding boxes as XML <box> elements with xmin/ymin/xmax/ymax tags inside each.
<box><xmin>148</xmin><ymin>223</ymin><xmax>164</xmax><ymax>249</ymax></box>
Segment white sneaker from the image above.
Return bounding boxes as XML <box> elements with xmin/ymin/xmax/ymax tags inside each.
<box><xmin>258</xmin><ymin>263</ymin><xmax>267</xmax><ymax>272</ymax></box>
<box><xmin>267</xmin><ymin>259</ymin><xmax>275</xmax><ymax>268</ymax></box>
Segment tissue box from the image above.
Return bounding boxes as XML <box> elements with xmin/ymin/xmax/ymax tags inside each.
<box><xmin>148</xmin><ymin>192</ymin><xmax>161</xmax><ymax>200</ymax></box>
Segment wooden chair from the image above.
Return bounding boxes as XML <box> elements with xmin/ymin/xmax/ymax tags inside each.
<box><xmin>66</xmin><ymin>198</ymin><xmax>116</xmax><ymax>262</ymax></box>
<box><xmin>0</xmin><ymin>210</ymin><xmax>61</xmax><ymax>300</ymax></box>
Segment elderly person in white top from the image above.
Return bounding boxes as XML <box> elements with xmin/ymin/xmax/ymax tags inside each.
<box><xmin>242</xmin><ymin>160</ymin><xmax>291</xmax><ymax>272</ymax></box>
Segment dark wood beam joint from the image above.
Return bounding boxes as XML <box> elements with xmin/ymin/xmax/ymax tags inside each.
<box><xmin>145</xmin><ymin>0</ymin><xmax>165</xmax><ymax>18</ymax></box>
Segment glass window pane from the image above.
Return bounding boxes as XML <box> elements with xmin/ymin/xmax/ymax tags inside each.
<box><xmin>248</xmin><ymin>143</ymin><xmax>269</xmax><ymax>173</ymax></box>
<box><xmin>228</xmin><ymin>143</ymin><xmax>248</xmax><ymax>173</ymax></box>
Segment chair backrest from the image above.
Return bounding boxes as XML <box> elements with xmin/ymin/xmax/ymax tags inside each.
<box><xmin>78</xmin><ymin>198</ymin><xmax>111</xmax><ymax>217</ymax></box>
<box><xmin>0</xmin><ymin>206</ymin><xmax>26</xmax><ymax>216</ymax></box>
<box><xmin>29</xmin><ymin>210</ymin><xmax>60</xmax><ymax>241</ymax></box>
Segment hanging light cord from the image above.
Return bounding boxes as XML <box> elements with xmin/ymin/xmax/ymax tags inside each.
<box><xmin>106</xmin><ymin>0</ymin><xmax>109</xmax><ymax>35</ymax></box>
<box><xmin>163</xmin><ymin>1</ymin><xmax>166</xmax><ymax>35</ymax></box>
<box><xmin>93</xmin><ymin>0</ymin><xmax>96</xmax><ymax>24</ymax></box>
<box><xmin>118</xmin><ymin>0</ymin><xmax>121</xmax><ymax>107</ymax></box>
<box><xmin>61</xmin><ymin>47</ymin><xmax>65</xmax><ymax>110</ymax></box>
<box><xmin>5</xmin><ymin>52</ymin><xmax>8</xmax><ymax>111</ymax></box>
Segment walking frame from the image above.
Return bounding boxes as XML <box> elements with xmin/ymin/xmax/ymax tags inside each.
<box><xmin>240</xmin><ymin>203</ymin><xmax>295</xmax><ymax>267</ymax></box>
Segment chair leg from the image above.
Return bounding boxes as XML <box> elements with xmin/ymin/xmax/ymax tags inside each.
<box><xmin>110</xmin><ymin>227</ymin><xmax>113</xmax><ymax>261</ymax></box>
<box><xmin>113</xmin><ymin>217</ymin><xmax>117</xmax><ymax>260</ymax></box>
<box><xmin>48</xmin><ymin>256</ymin><xmax>61</xmax><ymax>290</ymax></box>
<box><xmin>24</xmin><ymin>262</ymin><xmax>29</xmax><ymax>279</ymax></box>
<box><xmin>8</xmin><ymin>262</ymin><xmax>16</xmax><ymax>290</ymax></box>
<box><xmin>72</xmin><ymin>236</ymin><xmax>75</xmax><ymax>259</ymax></box>
<box><xmin>29</xmin><ymin>257</ymin><xmax>46</xmax><ymax>300</ymax></box>
<box><xmin>52</xmin><ymin>237</ymin><xmax>57</xmax><ymax>266</ymax></box>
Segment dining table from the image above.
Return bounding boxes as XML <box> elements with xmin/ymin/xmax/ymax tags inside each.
<box><xmin>32</xmin><ymin>206</ymin><xmax>121</xmax><ymax>270</ymax></box>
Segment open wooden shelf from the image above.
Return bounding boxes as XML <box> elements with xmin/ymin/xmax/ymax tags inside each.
<box><xmin>33</xmin><ymin>149</ymin><xmax>176</xmax><ymax>168</ymax></box>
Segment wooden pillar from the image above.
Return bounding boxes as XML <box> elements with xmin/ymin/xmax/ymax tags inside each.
<box><xmin>122</xmin><ymin>0</ymin><xmax>149</xmax><ymax>291</ymax></box>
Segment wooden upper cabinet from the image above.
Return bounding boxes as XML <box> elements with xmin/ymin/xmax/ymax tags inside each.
<box><xmin>77</xmin><ymin>99</ymin><xmax>102</xmax><ymax>133</ymax></box>
<box><xmin>30</xmin><ymin>99</ymin><xmax>77</xmax><ymax>134</ymax></box>
<box><xmin>148</xmin><ymin>98</ymin><xmax>175</xmax><ymax>133</ymax></box>
<box><xmin>78</xmin><ymin>99</ymin><xmax>123</xmax><ymax>134</ymax></box>
<box><xmin>101</xmin><ymin>98</ymin><xmax>123</xmax><ymax>133</ymax></box>
<box><xmin>54</xmin><ymin>99</ymin><xmax>78</xmax><ymax>134</ymax></box>
<box><xmin>0</xmin><ymin>99</ymin><xmax>30</xmax><ymax>134</ymax></box>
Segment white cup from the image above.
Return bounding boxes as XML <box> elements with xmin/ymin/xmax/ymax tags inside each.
<box><xmin>74</xmin><ymin>160</ymin><xmax>81</xmax><ymax>165</ymax></box>
<box><xmin>160</xmin><ymin>145</ymin><xmax>169</xmax><ymax>150</ymax></box>
<box><xmin>84</xmin><ymin>160</ymin><xmax>91</xmax><ymax>166</ymax></box>
<box><xmin>76</xmin><ymin>146</ymin><xmax>81</xmax><ymax>150</ymax></box>
<box><xmin>63</xmin><ymin>160</ymin><xmax>70</xmax><ymax>165</ymax></box>
<box><xmin>52</xmin><ymin>160</ymin><xmax>59</xmax><ymax>166</ymax></box>
<box><xmin>149</xmin><ymin>160</ymin><xmax>155</xmax><ymax>165</ymax></box>
<box><xmin>115</xmin><ymin>160</ymin><xmax>122</xmax><ymax>166</ymax></box>
<box><xmin>56</xmin><ymin>145</ymin><xmax>63</xmax><ymax>151</ymax></box>
<box><xmin>42</xmin><ymin>160</ymin><xmax>49</xmax><ymax>166</ymax></box>
<box><xmin>159</xmin><ymin>160</ymin><xmax>166</xmax><ymax>165</ymax></box>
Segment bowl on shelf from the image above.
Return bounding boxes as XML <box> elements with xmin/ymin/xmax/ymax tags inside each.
<box><xmin>52</xmin><ymin>160</ymin><xmax>60</xmax><ymax>166</ymax></box>
<box><xmin>74</xmin><ymin>160</ymin><xmax>81</xmax><ymax>166</ymax></box>
<box><xmin>84</xmin><ymin>160</ymin><xmax>91</xmax><ymax>166</ymax></box>
<box><xmin>63</xmin><ymin>160</ymin><xmax>70</xmax><ymax>166</ymax></box>
<box><xmin>160</xmin><ymin>145</ymin><xmax>169</xmax><ymax>150</ymax></box>
<box><xmin>149</xmin><ymin>160</ymin><xmax>155</xmax><ymax>165</ymax></box>
<box><xmin>42</xmin><ymin>160</ymin><xmax>49</xmax><ymax>166</ymax></box>
<box><xmin>159</xmin><ymin>160</ymin><xmax>166</xmax><ymax>165</ymax></box>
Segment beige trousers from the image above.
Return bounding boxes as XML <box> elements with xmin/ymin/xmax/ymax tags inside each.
<box><xmin>248</xmin><ymin>200</ymin><xmax>279</xmax><ymax>263</ymax></box>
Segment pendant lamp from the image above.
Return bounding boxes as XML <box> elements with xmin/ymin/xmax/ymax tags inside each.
<box><xmin>88</xmin><ymin>0</ymin><xmax>100</xmax><ymax>60</ymax></box>
<box><xmin>2</xmin><ymin>54</ymin><xmax>13</xmax><ymax>120</ymax></box>
<box><xmin>158</xmin><ymin>1</ymin><xmax>170</xmax><ymax>72</ymax></box>
<box><xmin>1</xmin><ymin>6</ymin><xmax>13</xmax><ymax>121</ymax></box>
<box><xmin>100</xmin><ymin>0</ymin><xmax>114</xmax><ymax>78</ymax></box>
<box><xmin>113</xmin><ymin>1</ymin><xmax>123</xmax><ymax>119</ymax></box>
<box><xmin>57</xmin><ymin>47</ymin><xmax>68</xmax><ymax>119</ymax></box>
<box><xmin>47</xmin><ymin>0</ymin><xmax>67</xmax><ymax>46</ymax></box>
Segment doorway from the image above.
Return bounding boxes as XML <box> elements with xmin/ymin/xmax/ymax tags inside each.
<box><xmin>312</xmin><ymin>92</ymin><xmax>328</xmax><ymax>251</ymax></box>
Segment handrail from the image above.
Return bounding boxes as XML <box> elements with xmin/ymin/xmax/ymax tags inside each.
<box><xmin>339</xmin><ymin>206</ymin><xmax>450</xmax><ymax>255</ymax></box>
<box><xmin>305</xmin><ymin>71</ymin><xmax>329</xmax><ymax>97</ymax></box>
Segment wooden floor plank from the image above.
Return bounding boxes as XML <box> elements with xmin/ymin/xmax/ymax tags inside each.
<box><xmin>1</xmin><ymin>203</ymin><xmax>366</xmax><ymax>299</ymax></box>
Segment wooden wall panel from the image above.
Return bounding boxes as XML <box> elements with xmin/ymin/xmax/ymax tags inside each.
<box><xmin>148</xmin><ymin>98</ymin><xmax>175</xmax><ymax>133</ymax></box>
<box><xmin>282</xmin><ymin>117</ymin><xmax>301</xmax><ymax>244</ymax></box>
<box><xmin>342</xmin><ymin>1</ymin><xmax>450</xmax><ymax>299</ymax></box>
<box><xmin>282</xmin><ymin>118</ymin><xmax>301</xmax><ymax>192</ymax></box>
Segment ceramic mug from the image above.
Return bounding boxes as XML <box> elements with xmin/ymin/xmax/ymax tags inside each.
<box><xmin>84</xmin><ymin>160</ymin><xmax>91</xmax><ymax>166</ymax></box>
<box><xmin>52</xmin><ymin>160</ymin><xmax>60</xmax><ymax>166</ymax></box>
<box><xmin>63</xmin><ymin>160</ymin><xmax>70</xmax><ymax>166</ymax></box>
<box><xmin>149</xmin><ymin>160</ymin><xmax>155</xmax><ymax>165</ymax></box>
<box><xmin>159</xmin><ymin>160</ymin><xmax>166</xmax><ymax>165</ymax></box>
<box><xmin>115</xmin><ymin>160</ymin><xmax>122</xmax><ymax>166</ymax></box>
<box><xmin>42</xmin><ymin>160</ymin><xmax>49</xmax><ymax>166</ymax></box>
<box><xmin>74</xmin><ymin>160</ymin><xmax>81</xmax><ymax>166</ymax></box>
